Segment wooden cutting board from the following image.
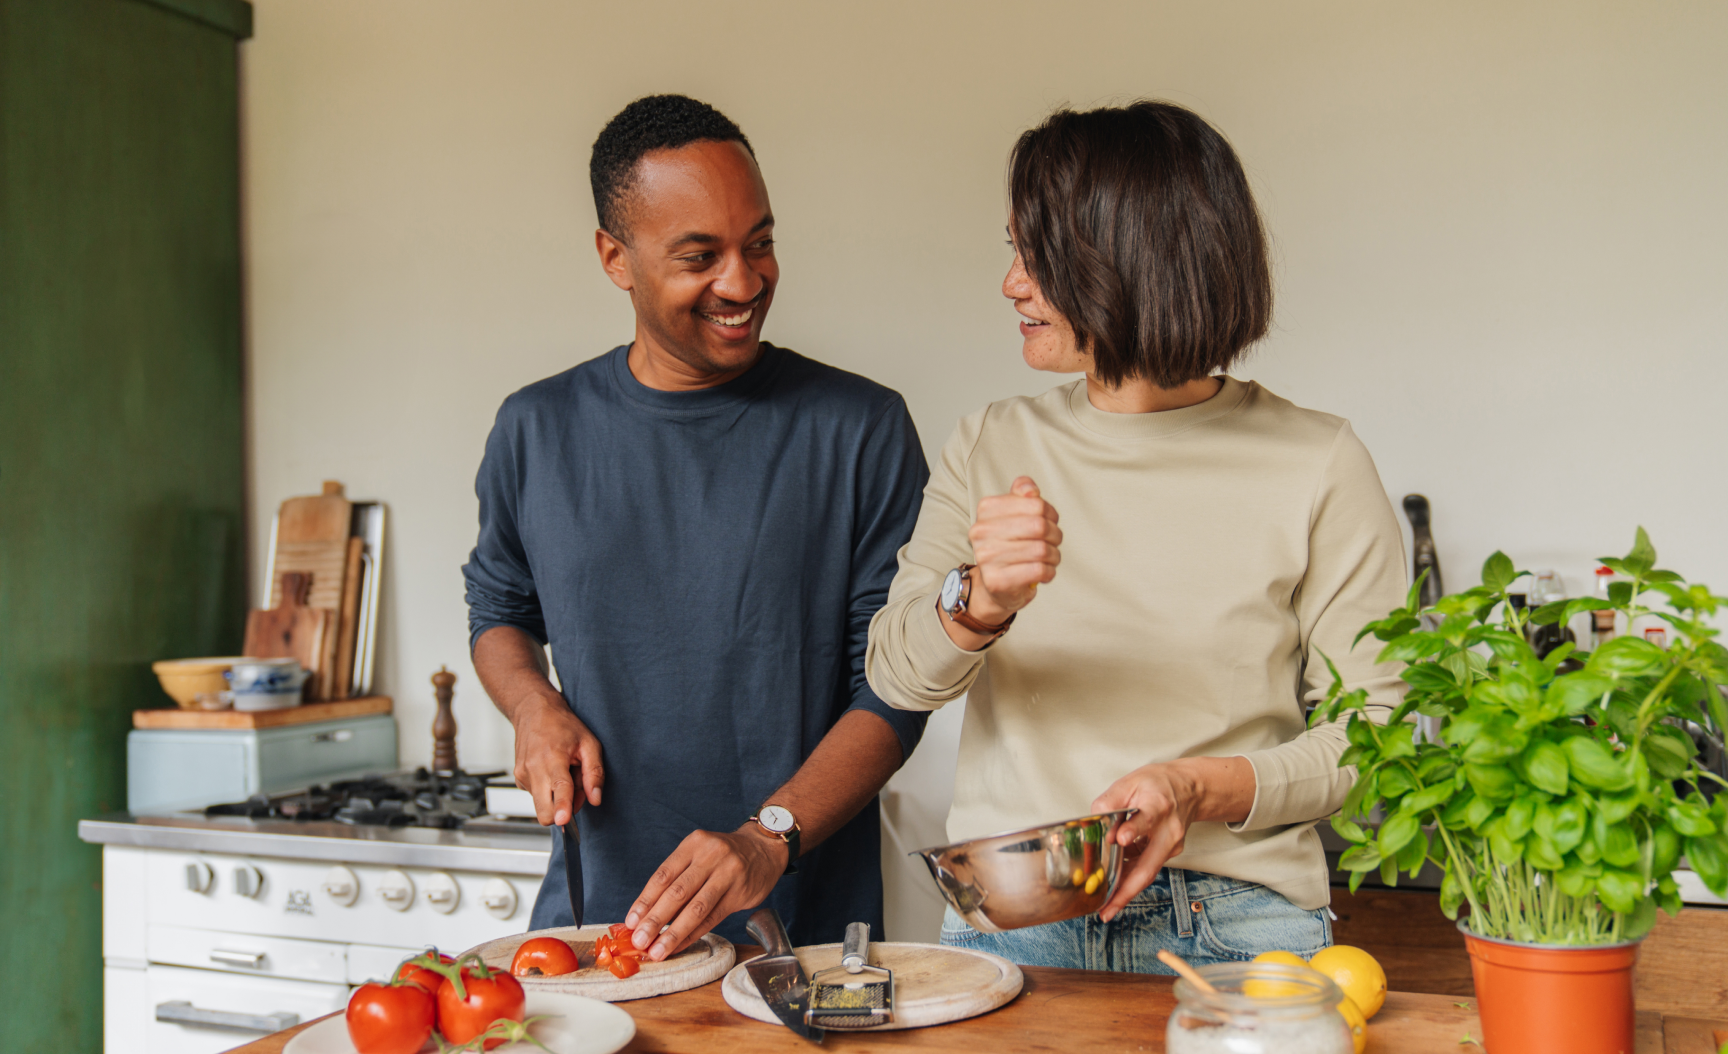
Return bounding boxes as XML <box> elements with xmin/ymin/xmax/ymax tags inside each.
<box><xmin>462</xmin><ymin>926</ymin><xmax>735</xmax><ymax>1003</ymax></box>
<box><xmin>267</xmin><ymin>482</ymin><xmax>359</xmax><ymax>700</ymax></box>
<box><xmin>132</xmin><ymin>695</ymin><xmax>391</xmax><ymax>730</ymax></box>
<box><xmin>244</xmin><ymin>572</ymin><xmax>332</xmax><ymax>699</ymax></box>
<box><xmin>723</xmin><ymin>941</ymin><xmax>1022</xmax><ymax>1031</ymax></box>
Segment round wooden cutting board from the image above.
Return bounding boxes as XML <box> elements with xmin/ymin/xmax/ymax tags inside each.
<box><xmin>462</xmin><ymin>925</ymin><xmax>734</xmax><ymax>1002</ymax></box>
<box><xmin>722</xmin><ymin>941</ymin><xmax>1023</xmax><ymax>1031</ymax></box>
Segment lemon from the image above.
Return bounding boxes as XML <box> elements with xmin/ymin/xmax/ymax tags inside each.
<box><xmin>1071</xmin><ymin>867</ymin><xmax>1084</xmax><ymax>886</ymax></box>
<box><xmin>1084</xmin><ymin>868</ymin><xmax>1104</xmax><ymax>895</ymax></box>
<box><xmin>1242</xmin><ymin>952</ymin><xmax>1312</xmax><ymax>999</ymax></box>
<box><xmin>1336</xmin><ymin>994</ymin><xmax>1368</xmax><ymax>1054</ymax></box>
<box><xmin>1252</xmin><ymin>950</ymin><xmax>1309</xmax><ymax>969</ymax></box>
<box><xmin>1309</xmin><ymin>945</ymin><xmax>1387</xmax><ymax>1020</ymax></box>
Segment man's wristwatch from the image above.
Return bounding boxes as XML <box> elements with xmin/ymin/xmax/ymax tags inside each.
<box><xmin>750</xmin><ymin>804</ymin><xmax>801</xmax><ymax>875</ymax></box>
<box><xmin>938</xmin><ymin>563</ymin><xmax>1016</xmax><ymax>638</ymax></box>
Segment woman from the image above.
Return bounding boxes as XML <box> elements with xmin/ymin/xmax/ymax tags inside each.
<box><xmin>864</xmin><ymin>101</ymin><xmax>1406</xmax><ymax>971</ymax></box>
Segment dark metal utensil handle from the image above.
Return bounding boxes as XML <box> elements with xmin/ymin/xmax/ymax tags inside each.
<box><xmin>746</xmin><ymin>907</ymin><xmax>795</xmax><ymax>958</ymax></box>
<box><xmin>561</xmin><ymin>764</ymin><xmax>583</xmax><ymax>927</ymax></box>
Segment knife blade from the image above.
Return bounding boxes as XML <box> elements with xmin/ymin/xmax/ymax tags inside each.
<box><xmin>560</xmin><ymin>766</ymin><xmax>583</xmax><ymax>928</ymax></box>
<box><xmin>744</xmin><ymin>908</ymin><xmax>824</xmax><ymax>1043</ymax></box>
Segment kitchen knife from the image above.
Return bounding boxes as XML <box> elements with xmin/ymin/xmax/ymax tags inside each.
<box><xmin>745</xmin><ymin>907</ymin><xmax>824</xmax><ymax>1043</ymax></box>
<box><xmin>560</xmin><ymin>766</ymin><xmax>583</xmax><ymax>928</ymax></box>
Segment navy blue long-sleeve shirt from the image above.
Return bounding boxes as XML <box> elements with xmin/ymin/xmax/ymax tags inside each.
<box><xmin>463</xmin><ymin>343</ymin><xmax>930</xmax><ymax>946</ymax></box>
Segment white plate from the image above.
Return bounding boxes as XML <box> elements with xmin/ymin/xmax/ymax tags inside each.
<box><xmin>284</xmin><ymin>991</ymin><xmax>635</xmax><ymax>1054</ymax></box>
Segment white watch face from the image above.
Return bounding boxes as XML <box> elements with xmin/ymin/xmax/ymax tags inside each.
<box><xmin>940</xmin><ymin>568</ymin><xmax>964</xmax><ymax>613</ymax></box>
<box><xmin>758</xmin><ymin>804</ymin><xmax>795</xmax><ymax>834</ymax></box>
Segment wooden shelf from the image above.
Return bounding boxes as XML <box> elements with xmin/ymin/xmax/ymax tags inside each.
<box><xmin>132</xmin><ymin>695</ymin><xmax>391</xmax><ymax>730</ymax></box>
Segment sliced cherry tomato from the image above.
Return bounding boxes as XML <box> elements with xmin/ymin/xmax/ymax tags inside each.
<box><xmin>346</xmin><ymin>981</ymin><xmax>435</xmax><ymax>1054</ymax></box>
<box><xmin>608</xmin><ymin>953</ymin><xmax>641</xmax><ymax>979</ymax></box>
<box><xmin>437</xmin><ymin>963</ymin><xmax>526</xmax><ymax>1050</ymax></box>
<box><xmin>392</xmin><ymin>952</ymin><xmax>454</xmax><ymax>994</ymax></box>
<box><xmin>511</xmin><ymin>936</ymin><xmax>579</xmax><ymax>977</ymax></box>
<box><xmin>608</xmin><ymin>923</ymin><xmax>632</xmax><ymax>942</ymax></box>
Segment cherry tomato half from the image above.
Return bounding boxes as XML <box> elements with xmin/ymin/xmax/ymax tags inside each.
<box><xmin>609</xmin><ymin>953</ymin><xmax>641</xmax><ymax>979</ymax></box>
<box><xmin>511</xmin><ymin>936</ymin><xmax>579</xmax><ymax>977</ymax></box>
<box><xmin>346</xmin><ymin>982</ymin><xmax>435</xmax><ymax>1054</ymax></box>
<box><xmin>437</xmin><ymin>967</ymin><xmax>526</xmax><ymax>1050</ymax></box>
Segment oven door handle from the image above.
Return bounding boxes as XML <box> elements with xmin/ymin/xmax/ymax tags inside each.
<box><xmin>208</xmin><ymin>948</ymin><xmax>267</xmax><ymax>968</ymax></box>
<box><xmin>155</xmin><ymin>1000</ymin><xmax>299</xmax><ymax>1033</ymax></box>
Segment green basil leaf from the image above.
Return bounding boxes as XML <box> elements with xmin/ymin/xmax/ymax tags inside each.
<box><xmin>1596</xmin><ymin>868</ymin><xmax>1642</xmax><ymax>914</ymax></box>
<box><xmin>1575</xmin><ymin>832</ymin><xmax>1602</xmax><ymax>864</ymax></box>
<box><xmin>1546</xmin><ymin>673</ymin><xmax>1613</xmax><ymax>717</ymax></box>
<box><xmin>1482</xmin><ymin>551</ymin><xmax>1518</xmax><ymax>593</ymax></box>
<box><xmin>1460</xmin><ymin>712</ymin><xmax>1528</xmax><ymax>763</ymax></box>
<box><xmin>1466</xmin><ymin>763</ymin><xmax>1519</xmax><ymax>802</ymax></box>
<box><xmin>1520</xmin><ymin>740</ymin><xmax>1571</xmax><ymax>797</ymax></box>
<box><xmin>1464</xmin><ymin>794</ymin><xmax>1496</xmax><ymax>829</ymax></box>
<box><xmin>1550</xmin><ymin>799</ymin><xmax>1587</xmax><ymax>854</ymax></box>
<box><xmin>1489</xmin><ymin>827</ymin><xmax>1525</xmax><ymax>864</ymax></box>
<box><xmin>1526</xmin><ymin>834</ymin><xmax>1565</xmax><ymax>872</ymax></box>
<box><xmin>1652</xmin><ymin>825</ymin><xmax>1680</xmax><ymax>876</ymax></box>
<box><xmin>1380</xmin><ymin>722</ymin><xmax>1418</xmax><ymax>760</ymax></box>
<box><xmin>1645</xmin><ymin>726</ymin><xmax>1697</xmax><ymax>780</ymax></box>
<box><xmin>1378</xmin><ymin>633</ymin><xmax>1449</xmax><ymax>664</ymax></box>
<box><xmin>1566</xmin><ymin>736</ymin><xmax>1633</xmax><ymax>791</ymax></box>
<box><xmin>1601</xmin><ymin>822</ymin><xmax>1640</xmax><ymax>868</ymax></box>
<box><xmin>1685</xmin><ymin>835</ymin><xmax>1728</xmax><ymax>895</ymax></box>
<box><xmin>1586</xmin><ymin>637</ymin><xmax>1667</xmax><ymax>678</ymax></box>
<box><xmin>1379</xmin><ymin>765</ymin><xmax>1417</xmax><ymax>799</ymax></box>
<box><xmin>1440</xmin><ymin>789</ymin><xmax>1477</xmax><ymax>827</ymax></box>
<box><xmin>1596</xmin><ymin>789</ymin><xmax>1640</xmax><ymax>825</ymax></box>
<box><xmin>1339</xmin><ymin>844</ymin><xmax>1384</xmax><ymax>872</ymax></box>
<box><xmin>1377</xmin><ymin>810</ymin><xmax>1421</xmax><ymax>856</ymax></box>
<box><xmin>1403</xmin><ymin>780</ymin><xmax>1456</xmax><ymax>814</ymax></box>
<box><xmin>1669</xmin><ymin>801</ymin><xmax>1716</xmax><ymax>837</ymax></box>
<box><xmin>1624</xmin><ymin>527</ymin><xmax>1656</xmax><ymax>576</ymax></box>
<box><xmin>1330</xmin><ymin>814</ymin><xmax>1369</xmax><ymax>843</ymax></box>
<box><xmin>1557</xmin><ymin>858</ymin><xmax>1598</xmax><ymax>897</ymax></box>
<box><xmin>1439</xmin><ymin>867</ymin><xmax>1466</xmax><ymax>919</ymax></box>
<box><xmin>1397</xmin><ymin>827</ymin><xmax>1430</xmax><ymax>874</ymax></box>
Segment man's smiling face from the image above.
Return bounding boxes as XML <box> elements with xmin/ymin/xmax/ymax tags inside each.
<box><xmin>603</xmin><ymin>139</ymin><xmax>777</xmax><ymax>383</ymax></box>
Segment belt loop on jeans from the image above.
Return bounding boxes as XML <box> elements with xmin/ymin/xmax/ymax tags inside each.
<box><xmin>1170</xmin><ymin>867</ymin><xmax>1194</xmax><ymax>938</ymax></box>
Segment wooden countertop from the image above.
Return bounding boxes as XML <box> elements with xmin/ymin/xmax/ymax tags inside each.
<box><xmin>222</xmin><ymin>953</ymin><xmax>1711</xmax><ymax>1054</ymax></box>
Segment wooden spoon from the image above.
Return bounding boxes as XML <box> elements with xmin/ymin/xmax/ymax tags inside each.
<box><xmin>1157</xmin><ymin>949</ymin><xmax>1218</xmax><ymax>994</ymax></box>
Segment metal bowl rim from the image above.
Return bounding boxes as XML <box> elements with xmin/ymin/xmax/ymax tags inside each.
<box><xmin>908</xmin><ymin>808</ymin><xmax>1138</xmax><ymax>858</ymax></box>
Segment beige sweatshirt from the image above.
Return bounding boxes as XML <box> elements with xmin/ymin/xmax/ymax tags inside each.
<box><xmin>865</xmin><ymin>377</ymin><xmax>1406</xmax><ymax>910</ymax></box>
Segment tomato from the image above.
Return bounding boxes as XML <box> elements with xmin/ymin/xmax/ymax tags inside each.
<box><xmin>608</xmin><ymin>923</ymin><xmax>632</xmax><ymax>943</ymax></box>
<box><xmin>609</xmin><ymin>953</ymin><xmax>641</xmax><ymax>979</ymax></box>
<box><xmin>346</xmin><ymin>981</ymin><xmax>435</xmax><ymax>1054</ymax></box>
<box><xmin>393</xmin><ymin>952</ymin><xmax>454</xmax><ymax>993</ymax></box>
<box><xmin>511</xmin><ymin>936</ymin><xmax>579</xmax><ymax>977</ymax></box>
<box><xmin>437</xmin><ymin>966</ymin><xmax>526</xmax><ymax>1050</ymax></box>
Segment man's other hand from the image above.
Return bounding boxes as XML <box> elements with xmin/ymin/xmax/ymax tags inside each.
<box><xmin>511</xmin><ymin>694</ymin><xmax>604</xmax><ymax>826</ymax></box>
<box><xmin>622</xmin><ymin>827</ymin><xmax>787</xmax><ymax>961</ymax></box>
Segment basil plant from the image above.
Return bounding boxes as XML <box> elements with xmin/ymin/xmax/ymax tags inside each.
<box><xmin>1314</xmin><ymin>529</ymin><xmax>1728</xmax><ymax>945</ymax></box>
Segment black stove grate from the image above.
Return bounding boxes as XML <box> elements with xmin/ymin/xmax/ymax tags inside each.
<box><xmin>203</xmin><ymin>767</ymin><xmax>507</xmax><ymax>828</ymax></box>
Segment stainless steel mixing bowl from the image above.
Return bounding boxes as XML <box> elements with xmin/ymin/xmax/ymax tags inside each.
<box><xmin>912</xmin><ymin>809</ymin><xmax>1138</xmax><ymax>933</ymax></box>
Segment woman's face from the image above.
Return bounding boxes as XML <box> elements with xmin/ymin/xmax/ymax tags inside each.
<box><xmin>1003</xmin><ymin>241</ymin><xmax>1089</xmax><ymax>374</ymax></box>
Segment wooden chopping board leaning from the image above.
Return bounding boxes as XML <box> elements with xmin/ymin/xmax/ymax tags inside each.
<box><xmin>249</xmin><ymin>481</ymin><xmax>366</xmax><ymax>701</ymax></box>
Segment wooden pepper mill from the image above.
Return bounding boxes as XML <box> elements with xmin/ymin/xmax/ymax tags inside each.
<box><xmin>432</xmin><ymin>666</ymin><xmax>458</xmax><ymax>776</ymax></box>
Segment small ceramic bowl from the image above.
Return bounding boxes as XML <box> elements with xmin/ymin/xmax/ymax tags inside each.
<box><xmin>151</xmin><ymin>657</ymin><xmax>247</xmax><ymax>709</ymax></box>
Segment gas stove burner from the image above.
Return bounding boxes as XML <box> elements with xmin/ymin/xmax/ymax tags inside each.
<box><xmin>202</xmin><ymin>768</ymin><xmax>508</xmax><ymax>829</ymax></box>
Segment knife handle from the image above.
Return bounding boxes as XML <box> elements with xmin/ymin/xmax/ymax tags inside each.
<box><xmin>746</xmin><ymin>908</ymin><xmax>795</xmax><ymax>958</ymax></box>
<box><xmin>841</xmin><ymin>921</ymin><xmax>869</xmax><ymax>973</ymax></box>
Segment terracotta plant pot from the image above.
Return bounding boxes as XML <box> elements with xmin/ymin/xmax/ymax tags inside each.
<box><xmin>1459</xmin><ymin>921</ymin><xmax>1641</xmax><ymax>1054</ymax></box>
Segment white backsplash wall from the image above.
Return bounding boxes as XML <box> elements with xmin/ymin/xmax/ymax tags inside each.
<box><xmin>241</xmin><ymin>1</ymin><xmax>1728</xmax><ymax>940</ymax></box>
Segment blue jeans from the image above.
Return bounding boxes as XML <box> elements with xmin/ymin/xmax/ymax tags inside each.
<box><xmin>939</xmin><ymin>867</ymin><xmax>1330</xmax><ymax>973</ymax></box>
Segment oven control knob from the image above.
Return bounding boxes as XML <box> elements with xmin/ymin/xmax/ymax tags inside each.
<box><xmin>423</xmin><ymin>872</ymin><xmax>460</xmax><ymax>914</ymax></box>
<box><xmin>321</xmin><ymin>865</ymin><xmax>360</xmax><ymax>907</ymax></box>
<box><xmin>377</xmin><ymin>870</ymin><xmax>414</xmax><ymax>912</ymax></box>
<box><xmin>185</xmin><ymin>860</ymin><xmax>215</xmax><ymax>894</ymax></box>
<box><xmin>479</xmin><ymin>878</ymin><xmax>517</xmax><ymax>920</ymax></box>
<box><xmin>233</xmin><ymin>864</ymin><xmax>265</xmax><ymax>899</ymax></box>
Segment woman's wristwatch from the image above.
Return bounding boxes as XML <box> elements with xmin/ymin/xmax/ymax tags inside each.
<box><xmin>938</xmin><ymin>563</ymin><xmax>1016</xmax><ymax>638</ymax></box>
<box><xmin>750</xmin><ymin>804</ymin><xmax>800</xmax><ymax>875</ymax></box>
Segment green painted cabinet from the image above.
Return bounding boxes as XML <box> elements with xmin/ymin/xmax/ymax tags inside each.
<box><xmin>0</xmin><ymin>0</ymin><xmax>251</xmax><ymax>1048</ymax></box>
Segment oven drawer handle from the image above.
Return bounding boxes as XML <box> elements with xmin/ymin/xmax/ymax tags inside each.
<box><xmin>208</xmin><ymin>948</ymin><xmax>267</xmax><ymax>968</ymax></box>
<box><xmin>154</xmin><ymin>1000</ymin><xmax>299</xmax><ymax>1033</ymax></box>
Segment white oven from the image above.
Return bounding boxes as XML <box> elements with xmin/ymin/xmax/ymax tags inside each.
<box><xmin>100</xmin><ymin>844</ymin><xmax>545</xmax><ymax>1053</ymax></box>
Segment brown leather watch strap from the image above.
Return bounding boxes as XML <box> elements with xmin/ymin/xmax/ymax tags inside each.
<box><xmin>949</xmin><ymin>604</ymin><xmax>1016</xmax><ymax>637</ymax></box>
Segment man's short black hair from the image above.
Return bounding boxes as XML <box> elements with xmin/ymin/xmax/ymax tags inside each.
<box><xmin>1009</xmin><ymin>101</ymin><xmax>1272</xmax><ymax>389</ymax></box>
<box><xmin>590</xmin><ymin>94</ymin><xmax>754</xmax><ymax>238</ymax></box>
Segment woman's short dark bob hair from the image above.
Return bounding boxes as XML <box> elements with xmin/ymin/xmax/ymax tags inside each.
<box><xmin>1009</xmin><ymin>101</ymin><xmax>1271</xmax><ymax>389</ymax></box>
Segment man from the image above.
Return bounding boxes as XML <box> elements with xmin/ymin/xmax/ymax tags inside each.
<box><xmin>463</xmin><ymin>94</ymin><xmax>929</xmax><ymax>960</ymax></box>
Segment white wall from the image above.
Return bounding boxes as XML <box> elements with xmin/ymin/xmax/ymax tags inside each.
<box><xmin>241</xmin><ymin>0</ymin><xmax>1728</xmax><ymax>941</ymax></box>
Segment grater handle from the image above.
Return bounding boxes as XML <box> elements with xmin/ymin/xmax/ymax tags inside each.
<box><xmin>841</xmin><ymin>921</ymin><xmax>869</xmax><ymax>973</ymax></box>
